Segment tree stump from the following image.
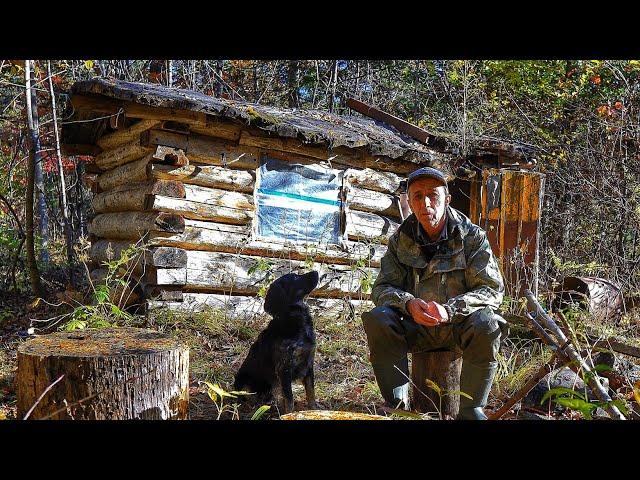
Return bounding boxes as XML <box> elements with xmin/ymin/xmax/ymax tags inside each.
<box><xmin>17</xmin><ymin>327</ymin><xmax>189</xmax><ymax>420</ymax></box>
<box><xmin>411</xmin><ymin>349</ymin><xmax>463</xmax><ymax>419</ymax></box>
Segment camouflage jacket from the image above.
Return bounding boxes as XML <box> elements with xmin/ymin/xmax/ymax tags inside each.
<box><xmin>371</xmin><ymin>206</ymin><xmax>504</xmax><ymax>322</ymax></box>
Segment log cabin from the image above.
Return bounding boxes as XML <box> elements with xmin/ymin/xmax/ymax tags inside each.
<box><xmin>62</xmin><ymin>78</ymin><xmax>544</xmax><ymax>316</ymax></box>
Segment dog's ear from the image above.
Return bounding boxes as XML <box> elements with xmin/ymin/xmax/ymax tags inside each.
<box><xmin>264</xmin><ymin>279</ymin><xmax>289</xmax><ymax>316</ymax></box>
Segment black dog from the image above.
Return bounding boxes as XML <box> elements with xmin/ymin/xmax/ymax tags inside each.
<box><xmin>234</xmin><ymin>271</ymin><xmax>319</xmax><ymax>413</ymax></box>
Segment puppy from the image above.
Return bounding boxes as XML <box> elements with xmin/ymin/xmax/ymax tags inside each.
<box><xmin>234</xmin><ymin>271</ymin><xmax>319</xmax><ymax>413</ymax></box>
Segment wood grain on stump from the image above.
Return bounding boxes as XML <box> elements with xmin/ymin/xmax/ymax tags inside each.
<box><xmin>17</xmin><ymin>327</ymin><xmax>189</xmax><ymax>420</ymax></box>
<box><xmin>411</xmin><ymin>350</ymin><xmax>462</xmax><ymax>419</ymax></box>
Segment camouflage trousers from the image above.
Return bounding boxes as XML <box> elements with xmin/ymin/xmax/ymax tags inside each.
<box><xmin>361</xmin><ymin>305</ymin><xmax>506</xmax><ymax>407</ymax></box>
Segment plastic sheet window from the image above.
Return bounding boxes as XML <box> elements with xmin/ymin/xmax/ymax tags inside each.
<box><xmin>255</xmin><ymin>157</ymin><xmax>343</xmax><ymax>244</ymax></box>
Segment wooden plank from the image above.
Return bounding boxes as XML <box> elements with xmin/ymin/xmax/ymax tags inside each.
<box><xmin>92</xmin><ymin>180</ymin><xmax>185</xmax><ymax>213</ymax></box>
<box><xmin>145</xmin><ymin>195</ymin><xmax>253</xmax><ymax>224</ymax></box>
<box><xmin>89</xmin><ymin>212</ymin><xmax>185</xmax><ymax>240</ymax></box>
<box><xmin>468</xmin><ymin>179</ymin><xmax>481</xmax><ymax>225</ymax></box>
<box><xmin>499</xmin><ymin>171</ymin><xmax>523</xmax><ymax>295</ymax></box>
<box><xmin>96</xmin><ymin>119</ymin><xmax>161</xmax><ymax>150</ymax></box>
<box><xmin>180</xmin><ymin>251</ymin><xmax>377</xmax><ymax>297</ymax></box>
<box><xmin>96</xmin><ymin>146</ymin><xmax>188</xmax><ymax>192</ymax></box>
<box><xmin>149</xmin><ymin>220</ymin><xmax>386</xmax><ymax>267</ymax></box>
<box><xmin>345</xmin><ymin>210</ymin><xmax>399</xmax><ymax>244</ymax></box>
<box><xmin>346</xmin><ymin>97</ymin><xmax>431</xmax><ymax>145</ymax></box>
<box><xmin>148</xmin><ymin>164</ymin><xmax>255</xmax><ymax>193</ymax></box>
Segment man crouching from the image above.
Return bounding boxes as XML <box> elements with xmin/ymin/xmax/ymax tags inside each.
<box><xmin>362</xmin><ymin>167</ymin><xmax>507</xmax><ymax>420</ymax></box>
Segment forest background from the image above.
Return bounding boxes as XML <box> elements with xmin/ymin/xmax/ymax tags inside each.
<box><xmin>2</xmin><ymin>59</ymin><xmax>638</xmax><ymax>298</ymax></box>
<box><xmin>1</xmin><ymin>60</ymin><xmax>640</xmax><ymax>420</ymax></box>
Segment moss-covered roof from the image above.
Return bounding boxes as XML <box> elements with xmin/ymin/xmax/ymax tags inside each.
<box><xmin>63</xmin><ymin>78</ymin><xmax>535</xmax><ymax>167</ymax></box>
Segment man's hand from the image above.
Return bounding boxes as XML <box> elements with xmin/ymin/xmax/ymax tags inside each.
<box><xmin>406</xmin><ymin>299</ymin><xmax>450</xmax><ymax>327</ymax></box>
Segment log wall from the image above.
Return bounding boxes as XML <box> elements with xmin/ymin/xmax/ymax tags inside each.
<box><xmin>85</xmin><ymin>115</ymin><xmax>410</xmax><ymax>310</ymax></box>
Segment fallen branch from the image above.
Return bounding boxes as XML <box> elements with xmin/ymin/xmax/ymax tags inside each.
<box><xmin>524</xmin><ymin>289</ymin><xmax>626</xmax><ymax>420</ymax></box>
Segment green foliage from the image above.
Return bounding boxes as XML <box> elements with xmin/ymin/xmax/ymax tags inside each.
<box><xmin>57</xmin><ymin>243</ymin><xmax>141</xmax><ymax>331</ymax></box>
<box><xmin>358</xmin><ymin>271</ymin><xmax>374</xmax><ymax>295</ymax></box>
<box><xmin>422</xmin><ymin>377</ymin><xmax>473</xmax><ymax>420</ymax></box>
<box><xmin>548</xmin><ymin>249</ymin><xmax>608</xmax><ymax>276</ymax></box>
<box><xmin>541</xmin><ymin>386</ymin><xmax>629</xmax><ymax>420</ymax></box>
<box><xmin>200</xmin><ymin>381</ymin><xmax>269</xmax><ymax>420</ymax></box>
<box><xmin>249</xmin><ymin>258</ymin><xmax>275</xmax><ymax>299</ymax></box>
<box><xmin>250</xmin><ymin>405</ymin><xmax>271</xmax><ymax>420</ymax></box>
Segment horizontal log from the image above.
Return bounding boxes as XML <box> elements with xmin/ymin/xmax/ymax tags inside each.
<box><xmin>238</xmin><ymin>130</ymin><xmax>417</xmax><ymax>175</ymax></box>
<box><xmin>144</xmin><ymin>286</ymin><xmax>184</xmax><ymax>302</ymax></box>
<box><xmin>148</xmin><ymin>293</ymin><xmax>374</xmax><ymax>319</ymax></box>
<box><xmin>145</xmin><ymin>128</ymin><xmax>260</xmax><ymax>169</ymax></box>
<box><xmin>188</xmin><ymin>118</ymin><xmax>243</xmax><ymax>142</ymax></box>
<box><xmin>96</xmin><ymin>146</ymin><xmax>188</xmax><ymax>192</ymax></box>
<box><xmin>89</xmin><ymin>212</ymin><xmax>185</xmax><ymax>240</ymax></box>
<box><xmin>344</xmin><ymin>168</ymin><xmax>403</xmax><ymax>194</ymax></box>
<box><xmin>180</xmin><ymin>251</ymin><xmax>376</xmax><ymax>297</ymax></box>
<box><xmin>96</xmin><ymin>119</ymin><xmax>161</xmax><ymax>150</ymax></box>
<box><xmin>61</xmin><ymin>143</ymin><xmax>102</xmax><ymax>157</ymax></box>
<box><xmin>149</xmin><ymin>220</ymin><xmax>386</xmax><ymax>267</ymax></box>
<box><xmin>89</xmin><ymin>268</ymin><xmax>142</xmax><ymax>308</ymax></box>
<box><xmin>94</xmin><ymin>139</ymin><xmax>153</xmax><ymax>171</ymax></box>
<box><xmin>345</xmin><ymin>210</ymin><xmax>399</xmax><ymax>244</ymax></box>
<box><xmin>182</xmin><ymin>184</ymin><xmax>253</xmax><ymax>207</ymax></box>
<box><xmin>139</xmin><ymin>267</ymin><xmax>187</xmax><ymax>286</ymax></box>
<box><xmin>148</xmin><ymin>164</ymin><xmax>255</xmax><ymax>193</ymax></box>
<box><xmin>92</xmin><ymin>180</ymin><xmax>185</xmax><ymax>213</ymax></box>
<box><xmin>158</xmin><ymin>121</ymin><xmax>191</xmax><ymax>134</ymax></box>
<box><xmin>145</xmin><ymin>194</ymin><xmax>253</xmax><ymax>224</ymax></box>
<box><xmin>90</xmin><ymin>240</ymin><xmax>187</xmax><ymax>269</ymax></box>
<box><xmin>346</xmin><ymin>185</ymin><xmax>401</xmax><ymax>218</ymax></box>
<box><xmin>71</xmin><ymin>94</ymin><xmax>209</xmax><ymax>130</ymax></box>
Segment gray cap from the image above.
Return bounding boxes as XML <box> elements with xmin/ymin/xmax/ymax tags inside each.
<box><xmin>406</xmin><ymin>166</ymin><xmax>448</xmax><ymax>189</ymax></box>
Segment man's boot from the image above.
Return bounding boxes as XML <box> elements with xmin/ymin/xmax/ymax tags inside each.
<box><xmin>371</xmin><ymin>360</ymin><xmax>411</xmax><ymax>410</ymax></box>
<box><xmin>457</xmin><ymin>361</ymin><xmax>498</xmax><ymax>420</ymax></box>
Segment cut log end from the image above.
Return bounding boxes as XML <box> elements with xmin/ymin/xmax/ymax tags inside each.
<box><xmin>18</xmin><ymin>327</ymin><xmax>185</xmax><ymax>357</ymax></box>
<box><xmin>17</xmin><ymin>327</ymin><xmax>189</xmax><ymax>420</ymax></box>
<box><xmin>155</xmin><ymin>212</ymin><xmax>186</xmax><ymax>233</ymax></box>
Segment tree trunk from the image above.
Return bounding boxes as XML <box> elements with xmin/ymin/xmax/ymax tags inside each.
<box><xmin>287</xmin><ymin>60</ymin><xmax>299</xmax><ymax>108</ymax></box>
<box><xmin>214</xmin><ymin>60</ymin><xmax>223</xmax><ymax>97</ymax></box>
<box><xmin>26</xmin><ymin>60</ymin><xmax>50</xmax><ymax>264</ymax></box>
<box><xmin>47</xmin><ymin>60</ymin><xmax>75</xmax><ymax>285</ymax></box>
<box><xmin>411</xmin><ymin>350</ymin><xmax>462</xmax><ymax>419</ymax></box>
<box><xmin>24</xmin><ymin>60</ymin><xmax>43</xmax><ymax>296</ymax></box>
<box><xmin>17</xmin><ymin>327</ymin><xmax>189</xmax><ymax>420</ymax></box>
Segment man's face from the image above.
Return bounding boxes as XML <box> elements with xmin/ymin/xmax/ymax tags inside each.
<box><xmin>407</xmin><ymin>177</ymin><xmax>451</xmax><ymax>237</ymax></box>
